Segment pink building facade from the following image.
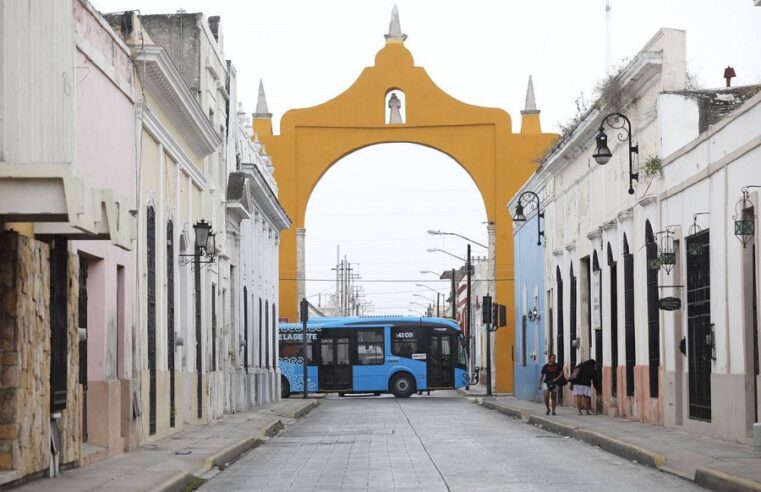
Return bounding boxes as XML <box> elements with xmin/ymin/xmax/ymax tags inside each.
<box><xmin>72</xmin><ymin>0</ymin><xmax>138</xmax><ymax>462</ymax></box>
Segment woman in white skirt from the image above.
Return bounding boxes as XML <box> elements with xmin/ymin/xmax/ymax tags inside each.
<box><xmin>570</xmin><ymin>359</ymin><xmax>597</xmax><ymax>415</ymax></box>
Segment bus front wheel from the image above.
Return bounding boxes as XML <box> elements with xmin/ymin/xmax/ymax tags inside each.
<box><xmin>390</xmin><ymin>373</ymin><xmax>416</xmax><ymax>398</ymax></box>
<box><xmin>281</xmin><ymin>375</ymin><xmax>291</xmax><ymax>399</ymax></box>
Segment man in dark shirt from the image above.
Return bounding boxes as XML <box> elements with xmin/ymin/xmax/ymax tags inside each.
<box><xmin>538</xmin><ymin>354</ymin><xmax>562</xmax><ymax>415</ymax></box>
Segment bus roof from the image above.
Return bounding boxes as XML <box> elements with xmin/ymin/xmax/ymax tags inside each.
<box><xmin>278</xmin><ymin>316</ymin><xmax>461</xmax><ymax>332</ymax></box>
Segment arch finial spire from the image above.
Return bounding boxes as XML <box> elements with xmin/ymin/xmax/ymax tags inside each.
<box><xmin>521</xmin><ymin>75</ymin><xmax>540</xmax><ymax>115</ymax></box>
<box><xmin>385</xmin><ymin>5</ymin><xmax>407</xmax><ymax>42</ymax></box>
<box><xmin>254</xmin><ymin>79</ymin><xmax>272</xmax><ymax>118</ymax></box>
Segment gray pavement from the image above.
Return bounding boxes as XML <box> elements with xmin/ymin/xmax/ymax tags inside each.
<box><xmin>11</xmin><ymin>399</ymin><xmax>318</xmax><ymax>492</ymax></box>
<box><xmin>471</xmin><ymin>390</ymin><xmax>761</xmax><ymax>491</ymax></box>
<box><xmin>202</xmin><ymin>391</ymin><xmax>701</xmax><ymax>491</ymax></box>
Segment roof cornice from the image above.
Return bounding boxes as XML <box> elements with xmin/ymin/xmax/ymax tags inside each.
<box><xmin>136</xmin><ymin>45</ymin><xmax>221</xmax><ymax>158</ymax></box>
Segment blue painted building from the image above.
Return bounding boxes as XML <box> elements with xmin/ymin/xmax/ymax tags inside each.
<box><xmin>512</xmin><ymin>212</ymin><xmax>545</xmax><ymax>402</ymax></box>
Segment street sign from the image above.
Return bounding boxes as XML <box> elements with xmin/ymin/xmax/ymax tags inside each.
<box><xmin>658</xmin><ymin>296</ymin><xmax>681</xmax><ymax>311</ymax></box>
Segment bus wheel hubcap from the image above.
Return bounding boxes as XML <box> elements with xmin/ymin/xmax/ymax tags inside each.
<box><xmin>397</xmin><ymin>380</ymin><xmax>408</xmax><ymax>391</ymax></box>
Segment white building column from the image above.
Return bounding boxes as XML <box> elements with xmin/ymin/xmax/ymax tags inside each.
<box><xmin>296</xmin><ymin>227</ymin><xmax>306</xmax><ymax>317</ymax></box>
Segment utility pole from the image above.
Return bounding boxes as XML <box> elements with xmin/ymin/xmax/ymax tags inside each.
<box><xmin>483</xmin><ymin>293</ymin><xmax>492</xmax><ymax>396</ymax></box>
<box><xmin>466</xmin><ymin>244</ymin><xmax>472</xmax><ymax>361</ymax></box>
<box><xmin>451</xmin><ymin>268</ymin><xmax>456</xmax><ymax>319</ymax></box>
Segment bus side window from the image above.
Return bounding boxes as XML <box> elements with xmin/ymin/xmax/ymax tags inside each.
<box><xmin>392</xmin><ymin>327</ymin><xmax>420</xmax><ymax>358</ymax></box>
<box><xmin>356</xmin><ymin>328</ymin><xmax>385</xmax><ymax>365</ymax></box>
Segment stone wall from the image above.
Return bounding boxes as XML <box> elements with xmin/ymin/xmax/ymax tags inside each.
<box><xmin>0</xmin><ymin>232</ymin><xmax>81</xmax><ymax>476</ymax></box>
<box><xmin>0</xmin><ymin>232</ymin><xmax>51</xmax><ymax>474</ymax></box>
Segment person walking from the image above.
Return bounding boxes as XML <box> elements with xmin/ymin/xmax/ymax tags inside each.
<box><xmin>570</xmin><ymin>359</ymin><xmax>597</xmax><ymax>415</ymax></box>
<box><xmin>538</xmin><ymin>354</ymin><xmax>562</xmax><ymax>415</ymax></box>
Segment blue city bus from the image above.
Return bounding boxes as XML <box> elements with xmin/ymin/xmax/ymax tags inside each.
<box><xmin>278</xmin><ymin>316</ymin><xmax>468</xmax><ymax>398</ymax></box>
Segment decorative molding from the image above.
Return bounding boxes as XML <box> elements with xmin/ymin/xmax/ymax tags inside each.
<box><xmin>601</xmin><ymin>219</ymin><xmax>617</xmax><ymax>232</ymax></box>
<box><xmin>564</xmin><ymin>240</ymin><xmax>577</xmax><ymax>252</ymax></box>
<box><xmin>617</xmin><ymin>210</ymin><xmax>633</xmax><ymax>223</ymax></box>
<box><xmin>586</xmin><ymin>228</ymin><xmax>602</xmax><ymax>242</ymax></box>
<box><xmin>140</xmin><ymin>105</ymin><xmax>207</xmax><ymax>189</ymax></box>
<box><xmin>552</xmin><ymin>248</ymin><xmax>564</xmax><ymax>257</ymax></box>
<box><xmin>637</xmin><ymin>194</ymin><xmax>657</xmax><ymax>207</ymax></box>
<box><xmin>135</xmin><ymin>45</ymin><xmax>221</xmax><ymax>158</ymax></box>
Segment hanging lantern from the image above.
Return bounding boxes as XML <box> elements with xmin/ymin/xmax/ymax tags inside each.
<box><xmin>687</xmin><ymin>212</ymin><xmax>708</xmax><ymax>256</ymax></box>
<box><xmin>658</xmin><ymin>229</ymin><xmax>677</xmax><ymax>275</ymax></box>
<box><xmin>733</xmin><ymin>187</ymin><xmax>757</xmax><ymax>248</ymax></box>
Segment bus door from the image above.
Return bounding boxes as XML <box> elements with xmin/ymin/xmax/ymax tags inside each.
<box><xmin>318</xmin><ymin>331</ymin><xmax>352</xmax><ymax>392</ymax></box>
<box><xmin>428</xmin><ymin>330</ymin><xmax>454</xmax><ymax>388</ymax></box>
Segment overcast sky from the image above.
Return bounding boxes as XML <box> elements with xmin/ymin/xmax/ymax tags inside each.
<box><xmin>95</xmin><ymin>0</ymin><xmax>761</xmax><ymax>314</ymax></box>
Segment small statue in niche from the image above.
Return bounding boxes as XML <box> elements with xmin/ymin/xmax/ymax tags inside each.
<box><xmin>388</xmin><ymin>92</ymin><xmax>403</xmax><ymax>124</ymax></box>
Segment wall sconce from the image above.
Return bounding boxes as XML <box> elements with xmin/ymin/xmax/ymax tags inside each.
<box><xmin>511</xmin><ymin>191</ymin><xmax>545</xmax><ymax>246</ymax></box>
<box><xmin>527</xmin><ymin>305</ymin><xmax>540</xmax><ymax>323</ymax></box>
<box><xmin>687</xmin><ymin>212</ymin><xmax>709</xmax><ymax>256</ymax></box>
<box><xmin>592</xmin><ymin>112</ymin><xmax>639</xmax><ymax>195</ymax></box>
<box><xmin>179</xmin><ymin>220</ymin><xmax>217</xmax><ymax>267</ymax></box>
<box><xmin>733</xmin><ymin>186</ymin><xmax>759</xmax><ymax>248</ymax></box>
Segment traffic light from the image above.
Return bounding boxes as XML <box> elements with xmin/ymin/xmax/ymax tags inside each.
<box><xmin>482</xmin><ymin>294</ymin><xmax>492</xmax><ymax>324</ymax></box>
<box><xmin>498</xmin><ymin>304</ymin><xmax>507</xmax><ymax>327</ymax></box>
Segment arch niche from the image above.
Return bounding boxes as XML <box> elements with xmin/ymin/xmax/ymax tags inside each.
<box><xmin>253</xmin><ymin>23</ymin><xmax>555</xmax><ymax>392</ymax></box>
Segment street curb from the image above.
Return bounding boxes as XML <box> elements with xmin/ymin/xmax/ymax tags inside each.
<box><xmin>481</xmin><ymin>399</ymin><xmax>526</xmax><ymax>420</ymax></box>
<box><xmin>151</xmin><ymin>400</ymin><xmax>319</xmax><ymax>492</ymax></box>
<box><xmin>478</xmin><ymin>401</ymin><xmax>696</xmax><ymax>486</ymax></box>
<box><xmin>147</xmin><ymin>471</ymin><xmax>195</xmax><ymax>492</ymax></box>
<box><xmin>527</xmin><ymin>415</ymin><xmax>578</xmax><ymax>438</ymax></box>
<box><xmin>695</xmin><ymin>467</ymin><xmax>761</xmax><ymax>492</ymax></box>
<box><xmin>290</xmin><ymin>399</ymin><xmax>320</xmax><ymax>419</ymax></box>
<box><xmin>575</xmin><ymin>428</ymin><xmax>665</xmax><ymax>468</ymax></box>
<box><xmin>205</xmin><ymin>419</ymin><xmax>284</xmax><ymax>470</ymax></box>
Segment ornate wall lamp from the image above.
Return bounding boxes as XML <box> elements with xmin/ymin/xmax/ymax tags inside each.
<box><xmin>511</xmin><ymin>191</ymin><xmax>544</xmax><ymax>246</ymax></box>
<box><xmin>592</xmin><ymin>112</ymin><xmax>639</xmax><ymax>195</ymax></box>
<box><xmin>733</xmin><ymin>186</ymin><xmax>760</xmax><ymax>248</ymax></box>
<box><xmin>687</xmin><ymin>212</ymin><xmax>709</xmax><ymax>256</ymax></box>
<box><xmin>179</xmin><ymin>220</ymin><xmax>217</xmax><ymax>267</ymax></box>
<box><xmin>648</xmin><ymin>227</ymin><xmax>678</xmax><ymax>275</ymax></box>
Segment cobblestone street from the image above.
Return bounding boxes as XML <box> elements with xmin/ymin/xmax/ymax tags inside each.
<box><xmin>201</xmin><ymin>392</ymin><xmax>701</xmax><ymax>491</ymax></box>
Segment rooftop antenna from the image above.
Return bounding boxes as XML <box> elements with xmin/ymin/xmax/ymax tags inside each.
<box><xmin>605</xmin><ymin>0</ymin><xmax>613</xmax><ymax>75</ymax></box>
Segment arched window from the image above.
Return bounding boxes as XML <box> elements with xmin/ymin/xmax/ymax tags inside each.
<box><xmin>607</xmin><ymin>243</ymin><xmax>618</xmax><ymax>398</ymax></box>
<box><xmin>385</xmin><ymin>89</ymin><xmax>406</xmax><ymax>124</ymax></box>
<box><xmin>556</xmin><ymin>267</ymin><xmax>564</xmax><ymax>371</ymax></box>
<box><xmin>265</xmin><ymin>300</ymin><xmax>270</xmax><ymax>368</ymax></box>
<box><xmin>645</xmin><ymin>220</ymin><xmax>660</xmax><ymax>398</ymax></box>
<box><xmin>272</xmin><ymin>303</ymin><xmax>277</xmax><ymax>368</ymax></box>
<box><xmin>243</xmin><ymin>287</ymin><xmax>249</xmax><ymax>369</ymax></box>
<box><xmin>569</xmin><ymin>264</ymin><xmax>577</xmax><ymax>368</ymax></box>
<box><xmin>623</xmin><ymin>233</ymin><xmax>635</xmax><ymax>397</ymax></box>
<box><xmin>146</xmin><ymin>206</ymin><xmax>156</xmax><ymax>435</ymax></box>
<box><xmin>592</xmin><ymin>251</ymin><xmax>603</xmax><ymax>389</ymax></box>
<box><xmin>167</xmin><ymin>220</ymin><xmax>176</xmax><ymax>428</ymax></box>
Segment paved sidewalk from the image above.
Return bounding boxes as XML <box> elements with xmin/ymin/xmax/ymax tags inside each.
<box><xmin>9</xmin><ymin>399</ymin><xmax>319</xmax><ymax>492</ymax></box>
<box><xmin>464</xmin><ymin>388</ymin><xmax>761</xmax><ymax>492</ymax></box>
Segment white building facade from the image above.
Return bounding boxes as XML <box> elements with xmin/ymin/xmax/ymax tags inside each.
<box><xmin>509</xmin><ymin>27</ymin><xmax>761</xmax><ymax>442</ymax></box>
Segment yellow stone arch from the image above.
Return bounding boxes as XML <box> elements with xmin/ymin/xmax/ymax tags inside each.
<box><xmin>254</xmin><ymin>28</ymin><xmax>555</xmax><ymax>393</ymax></box>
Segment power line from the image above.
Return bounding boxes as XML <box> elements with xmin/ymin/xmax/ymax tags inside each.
<box><xmin>282</xmin><ymin>277</ymin><xmax>514</xmax><ymax>283</ymax></box>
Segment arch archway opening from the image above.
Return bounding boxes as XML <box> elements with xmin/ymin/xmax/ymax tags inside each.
<box><xmin>304</xmin><ymin>143</ymin><xmax>488</xmax><ymax>317</ymax></box>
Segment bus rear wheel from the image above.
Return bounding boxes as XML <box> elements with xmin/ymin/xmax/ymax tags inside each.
<box><xmin>281</xmin><ymin>375</ymin><xmax>290</xmax><ymax>399</ymax></box>
<box><xmin>390</xmin><ymin>373</ymin><xmax>415</xmax><ymax>398</ymax></box>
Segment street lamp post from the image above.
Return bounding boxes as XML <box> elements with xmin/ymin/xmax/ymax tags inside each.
<box><xmin>177</xmin><ymin>220</ymin><xmax>217</xmax><ymax>420</ymax></box>
<box><xmin>592</xmin><ymin>112</ymin><xmax>639</xmax><ymax>195</ymax></box>
<box><xmin>415</xmin><ymin>283</ymin><xmax>443</xmax><ymax>317</ymax></box>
